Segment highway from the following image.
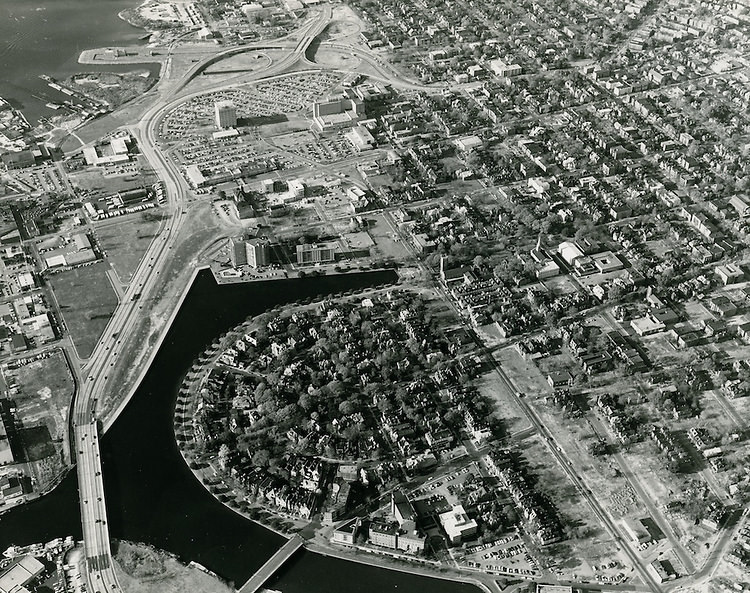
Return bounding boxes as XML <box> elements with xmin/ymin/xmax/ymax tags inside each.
<box><xmin>65</xmin><ymin>5</ymin><xmax>736</xmax><ymax>591</ymax></box>
<box><xmin>171</xmin><ymin>5</ymin><xmax>333</xmax><ymax>97</ymax></box>
<box><xmin>70</xmin><ymin>9</ymin><xmax>338</xmax><ymax>593</ymax></box>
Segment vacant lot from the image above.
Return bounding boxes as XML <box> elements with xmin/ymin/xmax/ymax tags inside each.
<box><xmin>48</xmin><ymin>262</ymin><xmax>118</xmax><ymax>358</ymax></box>
<box><xmin>96</xmin><ymin>212</ymin><xmax>164</xmax><ymax>283</ymax></box>
<box><xmin>114</xmin><ymin>541</ymin><xmax>233</xmax><ymax>593</ymax></box>
<box><xmin>367</xmin><ymin>213</ymin><xmax>411</xmax><ymax>262</ymax></box>
<box><xmin>4</xmin><ymin>350</ymin><xmax>73</xmax><ymax>442</ymax></box>
<box><xmin>68</xmin><ymin>159</ymin><xmax>157</xmax><ymax>199</ymax></box>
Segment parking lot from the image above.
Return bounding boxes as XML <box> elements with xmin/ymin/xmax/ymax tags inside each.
<box><xmin>7</xmin><ymin>163</ymin><xmax>67</xmax><ymax>195</ymax></box>
<box><xmin>161</xmin><ymin>71</ymin><xmax>343</xmax><ymax>140</ymax></box>
<box><xmin>273</xmin><ymin>129</ymin><xmax>357</xmax><ymax>163</ymax></box>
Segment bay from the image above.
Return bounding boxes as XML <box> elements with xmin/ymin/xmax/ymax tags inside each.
<box><xmin>0</xmin><ymin>0</ymin><xmax>155</xmax><ymax>123</ymax></box>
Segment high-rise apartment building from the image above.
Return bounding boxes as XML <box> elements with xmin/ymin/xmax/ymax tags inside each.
<box><xmin>214</xmin><ymin>100</ymin><xmax>237</xmax><ymax>129</ymax></box>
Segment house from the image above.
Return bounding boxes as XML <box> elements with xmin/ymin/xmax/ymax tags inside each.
<box><xmin>709</xmin><ymin>295</ymin><xmax>737</xmax><ymax>317</ymax></box>
<box><xmin>729</xmin><ymin>194</ymin><xmax>750</xmax><ymax>217</ymax></box>
<box><xmin>736</xmin><ymin>320</ymin><xmax>750</xmax><ymax>343</ymax></box>
<box><xmin>702</xmin><ymin>318</ymin><xmax>726</xmax><ymax>338</ymax></box>
<box><xmin>412</xmin><ymin>233</ymin><xmax>437</xmax><ymax>253</ymax></box>
<box><xmin>547</xmin><ymin>371</ymin><xmax>573</xmax><ymax>389</ymax></box>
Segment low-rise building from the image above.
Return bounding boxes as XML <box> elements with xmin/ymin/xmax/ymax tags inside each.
<box><xmin>296</xmin><ymin>242</ymin><xmax>337</xmax><ymax>265</ymax></box>
<box><xmin>0</xmin><ymin>555</ymin><xmax>45</xmax><ymax>593</ymax></box>
<box><xmin>439</xmin><ymin>504</ymin><xmax>477</xmax><ymax>544</ymax></box>
<box><xmin>716</xmin><ymin>263</ymin><xmax>744</xmax><ymax>285</ymax></box>
<box><xmin>331</xmin><ymin>518</ymin><xmax>359</xmax><ymax>545</ymax></box>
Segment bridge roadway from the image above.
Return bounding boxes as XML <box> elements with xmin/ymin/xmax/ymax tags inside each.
<box><xmin>72</xmin><ymin>8</ymin><xmax>334</xmax><ymax>593</ymax></box>
<box><xmin>237</xmin><ymin>535</ymin><xmax>305</xmax><ymax>593</ymax></box>
<box><xmin>74</xmin><ymin>419</ymin><xmax>120</xmax><ymax>592</ymax></box>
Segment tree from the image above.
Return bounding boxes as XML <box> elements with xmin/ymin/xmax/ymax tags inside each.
<box><xmin>252</xmin><ymin>448</ymin><xmax>271</xmax><ymax>467</ymax></box>
<box><xmin>339</xmin><ymin>400</ymin><xmax>357</xmax><ymax>416</ymax></box>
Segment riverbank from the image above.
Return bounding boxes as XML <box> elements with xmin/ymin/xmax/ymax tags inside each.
<box><xmin>113</xmin><ymin>540</ymin><xmax>234</xmax><ymax>593</ymax></box>
<box><xmin>171</xmin><ymin>280</ymin><xmax>401</xmax><ymax>537</ymax></box>
<box><xmin>305</xmin><ymin>541</ymin><xmax>500</xmax><ymax>593</ymax></box>
<box><xmin>63</xmin><ymin>71</ymin><xmax>157</xmax><ymax>111</ymax></box>
<box><xmin>168</xmin><ymin>280</ymin><xmax>508</xmax><ymax>593</ymax></box>
<box><xmin>0</xmin><ymin>0</ymin><xmax>154</xmax><ymax>125</ymax></box>
<box><xmin>172</xmin><ymin>311</ymin><xmax>298</xmax><ymax>540</ymax></box>
<box><xmin>78</xmin><ymin>47</ymin><xmax>166</xmax><ymax>68</ymax></box>
<box><xmin>1</xmin><ymin>271</ymin><xmax>483</xmax><ymax>593</ymax></box>
<box><xmin>118</xmin><ymin>0</ymin><xmax>181</xmax><ymax>33</ymax></box>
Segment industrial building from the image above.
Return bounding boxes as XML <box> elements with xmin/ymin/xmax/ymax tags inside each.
<box><xmin>82</xmin><ymin>135</ymin><xmax>132</xmax><ymax>166</ymax></box>
<box><xmin>0</xmin><ymin>555</ymin><xmax>44</xmax><ymax>593</ymax></box>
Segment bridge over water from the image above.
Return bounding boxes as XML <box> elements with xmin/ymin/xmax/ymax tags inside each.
<box><xmin>237</xmin><ymin>535</ymin><xmax>305</xmax><ymax>593</ymax></box>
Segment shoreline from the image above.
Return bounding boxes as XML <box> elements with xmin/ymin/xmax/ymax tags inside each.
<box><xmin>116</xmin><ymin>0</ymin><xmax>152</xmax><ymax>34</ymax></box>
<box><xmin>169</xmin><ymin>278</ymin><xmax>500</xmax><ymax>593</ymax></box>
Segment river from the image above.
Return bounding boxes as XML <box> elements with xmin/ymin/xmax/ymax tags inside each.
<box><xmin>0</xmin><ymin>0</ymin><xmax>157</xmax><ymax>124</ymax></box>
<box><xmin>0</xmin><ymin>270</ymin><xmax>478</xmax><ymax>593</ymax></box>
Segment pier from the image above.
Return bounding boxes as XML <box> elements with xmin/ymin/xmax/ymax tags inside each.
<box><xmin>237</xmin><ymin>535</ymin><xmax>305</xmax><ymax>593</ymax></box>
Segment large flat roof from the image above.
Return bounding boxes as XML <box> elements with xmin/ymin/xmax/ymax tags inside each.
<box><xmin>0</xmin><ymin>556</ymin><xmax>44</xmax><ymax>593</ymax></box>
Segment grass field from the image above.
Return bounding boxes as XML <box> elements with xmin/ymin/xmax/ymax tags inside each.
<box><xmin>96</xmin><ymin>212</ymin><xmax>163</xmax><ymax>283</ymax></box>
<box><xmin>48</xmin><ymin>262</ymin><xmax>118</xmax><ymax>358</ymax></box>
<box><xmin>114</xmin><ymin>541</ymin><xmax>233</xmax><ymax>593</ymax></box>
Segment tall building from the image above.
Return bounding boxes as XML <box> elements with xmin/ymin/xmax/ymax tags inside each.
<box><xmin>246</xmin><ymin>238</ymin><xmax>270</xmax><ymax>268</ymax></box>
<box><xmin>214</xmin><ymin>100</ymin><xmax>237</xmax><ymax>129</ymax></box>
<box><xmin>230</xmin><ymin>237</ymin><xmax>271</xmax><ymax>268</ymax></box>
<box><xmin>230</xmin><ymin>237</ymin><xmax>247</xmax><ymax>267</ymax></box>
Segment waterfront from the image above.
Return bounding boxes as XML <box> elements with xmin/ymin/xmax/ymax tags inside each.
<box><xmin>0</xmin><ymin>0</ymin><xmax>156</xmax><ymax>124</ymax></box>
<box><xmin>0</xmin><ymin>270</ymin><xmax>478</xmax><ymax>593</ymax></box>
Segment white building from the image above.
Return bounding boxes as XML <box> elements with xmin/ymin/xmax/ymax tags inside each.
<box><xmin>439</xmin><ymin>505</ymin><xmax>477</xmax><ymax>544</ymax></box>
<box><xmin>214</xmin><ymin>100</ymin><xmax>237</xmax><ymax>129</ymax></box>
<box><xmin>558</xmin><ymin>241</ymin><xmax>584</xmax><ymax>266</ymax></box>
<box><xmin>489</xmin><ymin>59</ymin><xmax>522</xmax><ymax>77</ymax></box>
